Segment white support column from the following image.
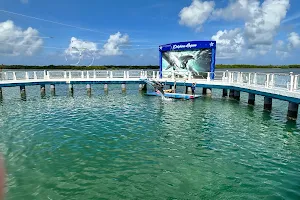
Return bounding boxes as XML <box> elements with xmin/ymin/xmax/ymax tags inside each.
<box><xmin>43</xmin><ymin>70</ymin><xmax>47</xmax><ymax>80</ymax></box>
<box><xmin>69</xmin><ymin>71</ymin><xmax>72</xmax><ymax>79</ymax></box>
<box><xmin>110</xmin><ymin>71</ymin><xmax>113</xmax><ymax>79</ymax></box>
<box><xmin>239</xmin><ymin>72</ymin><xmax>243</xmax><ymax>83</ymax></box>
<box><xmin>87</xmin><ymin>71</ymin><xmax>90</xmax><ymax>79</ymax></box>
<box><xmin>124</xmin><ymin>71</ymin><xmax>126</xmax><ymax>78</ymax></box>
<box><xmin>270</xmin><ymin>74</ymin><xmax>274</xmax><ymax>88</ymax></box>
<box><xmin>294</xmin><ymin>75</ymin><xmax>298</xmax><ymax>90</ymax></box>
<box><xmin>25</xmin><ymin>72</ymin><xmax>29</xmax><ymax>80</ymax></box>
<box><xmin>207</xmin><ymin>72</ymin><xmax>211</xmax><ymax>81</ymax></box>
<box><xmin>226</xmin><ymin>70</ymin><xmax>229</xmax><ymax>82</ymax></box>
<box><xmin>127</xmin><ymin>71</ymin><xmax>129</xmax><ymax>79</ymax></box>
<box><xmin>94</xmin><ymin>70</ymin><xmax>96</xmax><ymax>79</ymax></box>
<box><xmin>248</xmin><ymin>73</ymin><xmax>251</xmax><ymax>85</ymax></box>
<box><xmin>227</xmin><ymin>72</ymin><xmax>230</xmax><ymax>83</ymax></box>
<box><xmin>107</xmin><ymin>71</ymin><xmax>109</xmax><ymax>78</ymax></box>
<box><xmin>228</xmin><ymin>72</ymin><xmax>233</xmax><ymax>83</ymax></box>
<box><xmin>140</xmin><ymin>71</ymin><xmax>143</xmax><ymax>78</ymax></box>
<box><xmin>289</xmin><ymin>72</ymin><xmax>294</xmax><ymax>91</ymax></box>
<box><xmin>145</xmin><ymin>71</ymin><xmax>148</xmax><ymax>78</ymax></box>
<box><xmin>254</xmin><ymin>73</ymin><xmax>257</xmax><ymax>85</ymax></box>
<box><xmin>81</xmin><ymin>71</ymin><xmax>84</xmax><ymax>79</ymax></box>
<box><xmin>266</xmin><ymin>74</ymin><xmax>270</xmax><ymax>88</ymax></box>
<box><xmin>34</xmin><ymin>71</ymin><xmax>37</xmax><ymax>80</ymax></box>
<box><xmin>64</xmin><ymin>71</ymin><xmax>67</xmax><ymax>79</ymax></box>
<box><xmin>153</xmin><ymin>71</ymin><xmax>155</xmax><ymax>79</ymax></box>
<box><xmin>13</xmin><ymin>72</ymin><xmax>17</xmax><ymax>80</ymax></box>
<box><xmin>157</xmin><ymin>71</ymin><xmax>160</xmax><ymax>79</ymax></box>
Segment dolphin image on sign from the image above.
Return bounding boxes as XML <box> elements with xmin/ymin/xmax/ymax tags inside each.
<box><xmin>163</xmin><ymin>52</ymin><xmax>198</xmax><ymax>75</ymax></box>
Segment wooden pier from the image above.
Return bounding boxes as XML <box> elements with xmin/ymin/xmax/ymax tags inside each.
<box><xmin>1</xmin><ymin>70</ymin><xmax>300</xmax><ymax>120</ymax></box>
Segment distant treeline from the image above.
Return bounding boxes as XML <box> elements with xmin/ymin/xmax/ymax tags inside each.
<box><xmin>1</xmin><ymin>64</ymin><xmax>300</xmax><ymax>70</ymax></box>
<box><xmin>0</xmin><ymin>65</ymin><xmax>159</xmax><ymax>70</ymax></box>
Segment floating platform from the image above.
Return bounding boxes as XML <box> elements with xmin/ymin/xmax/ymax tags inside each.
<box><xmin>146</xmin><ymin>92</ymin><xmax>201</xmax><ymax>99</ymax></box>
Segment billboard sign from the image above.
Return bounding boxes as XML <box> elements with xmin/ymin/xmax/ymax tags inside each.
<box><xmin>159</xmin><ymin>41</ymin><xmax>216</xmax><ymax>79</ymax></box>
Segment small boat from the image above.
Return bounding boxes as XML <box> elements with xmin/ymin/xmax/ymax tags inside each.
<box><xmin>146</xmin><ymin>91</ymin><xmax>200</xmax><ymax>100</ymax></box>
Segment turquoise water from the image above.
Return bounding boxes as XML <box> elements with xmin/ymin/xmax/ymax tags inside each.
<box><xmin>0</xmin><ymin>84</ymin><xmax>300</xmax><ymax>199</ymax></box>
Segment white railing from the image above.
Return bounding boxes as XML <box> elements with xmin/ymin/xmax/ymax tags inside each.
<box><xmin>1</xmin><ymin>70</ymin><xmax>300</xmax><ymax>93</ymax></box>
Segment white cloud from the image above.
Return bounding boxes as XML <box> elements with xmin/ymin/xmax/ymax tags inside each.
<box><xmin>213</xmin><ymin>0</ymin><xmax>260</xmax><ymax>21</ymax></box>
<box><xmin>179</xmin><ymin>0</ymin><xmax>215</xmax><ymax>30</ymax></box>
<box><xmin>65</xmin><ymin>37</ymin><xmax>98</xmax><ymax>59</ymax></box>
<box><xmin>0</xmin><ymin>20</ymin><xmax>43</xmax><ymax>56</ymax></box>
<box><xmin>179</xmin><ymin>0</ymin><xmax>292</xmax><ymax>59</ymax></box>
<box><xmin>211</xmin><ymin>28</ymin><xmax>245</xmax><ymax>59</ymax></box>
<box><xmin>65</xmin><ymin>32</ymin><xmax>129</xmax><ymax>60</ymax></box>
<box><xmin>274</xmin><ymin>32</ymin><xmax>300</xmax><ymax>59</ymax></box>
<box><xmin>20</xmin><ymin>0</ymin><xmax>28</xmax><ymax>4</ymax></box>
<box><xmin>102</xmin><ymin>32</ymin><xmax>129</xmax><ymax>56</ymax></box>
<box><xmin>275</xmin><ymin>40</ymin><xmax>290</xmax><ymax>58</ymax></box>
<box><xmin>287</xmin><ymin>32</ymin><xmax>300</xmax><ymax>49</ymax></box>
<box><xmin>213</xmin><ymin>0</ymin><xmax>290</xmax><ymax>49</ymax></box>
<box><xmin>244</xmin><ymin>0</ymin><xmax>290</xmax><ymax>48</ymax></box>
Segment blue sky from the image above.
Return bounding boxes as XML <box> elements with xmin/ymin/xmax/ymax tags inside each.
<box><xmin>0</xmin><ymin>0</ymin><xmax>300</xmax><ymax>66</ymax></box>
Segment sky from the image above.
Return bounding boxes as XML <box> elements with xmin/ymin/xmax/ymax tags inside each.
<box><xmin>0</xmin><ymin>0</ymin><xmax>300</xmax><ymax>66</ymax></box>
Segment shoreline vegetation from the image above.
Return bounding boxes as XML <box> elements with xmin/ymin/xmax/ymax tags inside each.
<box><xmin>1</xmin><ymin>64</ymin><xmax>300</xmax><ymax>70</ymax></box>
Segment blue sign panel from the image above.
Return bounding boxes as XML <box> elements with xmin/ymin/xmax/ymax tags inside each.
<box><xmin>159</xmin><ymin>41</ymin><xmax>216</xmax><ymax>79</ymax></box>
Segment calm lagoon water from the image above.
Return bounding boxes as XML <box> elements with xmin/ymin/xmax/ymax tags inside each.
<box><xmin>0</xmin><ymin>76</ymin><xmax>300</xmax><ymax>199</ymax></box>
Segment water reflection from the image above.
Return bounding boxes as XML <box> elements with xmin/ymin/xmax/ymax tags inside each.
<box><xmin>262</xmin><ymin>110</ymin><xmax>272</xmax><ymax>121</ymax></box>
<box><xmin>284</xmin><ymin>119</ymin><xmax>298</xmax><ymax>133</ymax></box>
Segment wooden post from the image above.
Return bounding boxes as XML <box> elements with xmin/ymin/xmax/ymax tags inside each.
<box><xmin>287</xmin><ymin>102</ymin><xmax>299</xmax><ymax>120</ymax></box>
<box><xmin>234</xmin><ymin>90</ymin><xmax>240</xmax><ymax>100</ymax></box>
<box><xmin>40</xmin><ymin>84</ymin><xmax>46</xmax><ymax>98</ymax></box>
<box><xmin>20</xmin><ymin>85</ymin><xmax>26</xmax><ymax>100</ymax></box>
<box><xmin>186</xmin><ymin>86</ymin><xmax>192</xmax><ymax>94</ymax></box>
<box><xmin>69</xmin><ymin>84</ymin><xmax>74</xmax><ymax>96</ymax></box>
<box><xmin>139</xmin><ymin>84</ymin><xmax>147</xmax><ymax>91</ymax></box>
<box><xmin>264</xmin><ymin>97</ymin><xmax>272</xmax><ymax>111</ymax></box>
<box><xmin>222</xmin><ymin>89</ymin><xmax>228</xmax><ymax>97</ymax></box>
<box><xmin>248</xmin><ymin>93</ymin><xmax>255</xmax><ymax>105</ymax></box>
<box><xmin>229</xmin><ymin>89</ymin><xmax>234</xmax><ymax>98</ymax></box>
<box><xmin>87</xmin><ymin>84</ymin><xmax>91</xmax><ymax>97</ymax></box>
<box><xmin>50</xmin><ymin>84</ymin><xmax>55</xmax><ymax>96</ymax></box>
<box><xmin>121</xmin><ymin>83</ymin><xmax>126</xmax><ymax>91</ymax></box>
<box><xmin>104</xmin><ymin>84</ymin><xmax>108</xmax><ymax>91</ymax></box>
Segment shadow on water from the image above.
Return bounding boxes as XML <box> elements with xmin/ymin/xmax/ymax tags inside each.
<box><xmin>50</xmin><ymin>91</ymin><xmax>56</xmax><ymax>97</ymax></box>
<box><xmin>246</xmin><ymin>104</ymin><xmax>255</xmax><ymax>118</ymax></box>
<box><xmin>262</xmin><ymin>110</ymin><xmax>272</xmax><ymax>121</ymax></box>
<box><xmin>68</xmin><ymin>91</ymin><xmax>74</xmax><ymax>98</ymax></box>
<box><xmin>87</xmin><ymin>91</ymin><xmax>92</xmax><ymax>98</ymax></box>
<box><xmin>41</xmin><ymin>91</ymin><xmax>46</xmax><ymax>99</ymax></box>
<box><xmin>201</xmin><ymin>95</ymin><xmax>212</xmax><ymax>102</ymax></box>
<box><xmin>20</xmin><ymin>93</ymin><xmax>26</xmax><ymax>101</ymax></box>
<box><xmin>284</xmin><ymin>119</ymin><xmax>298</xmax><ymax>133</ymax></box>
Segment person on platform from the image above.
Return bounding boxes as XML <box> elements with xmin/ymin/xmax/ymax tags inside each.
<box><xmin>191</xmin><ymin>83</ymin><xmax>196</xmax><ymax>95</ymax></box>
